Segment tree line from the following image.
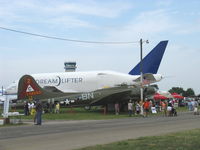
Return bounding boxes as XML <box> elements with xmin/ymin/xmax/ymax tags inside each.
<box><xmin>168</xmin><ymin>87</ymin><xmax>196</xmax><ymax>97</ymax></box>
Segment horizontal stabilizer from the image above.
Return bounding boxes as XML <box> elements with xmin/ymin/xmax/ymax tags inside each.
<box><xmin>134</xmin><ymin>73</ymin><xmax>160</xmax><ymax>85</ymax></box>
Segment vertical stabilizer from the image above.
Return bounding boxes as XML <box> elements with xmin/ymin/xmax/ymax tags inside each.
<box><xmin>17</xmin><ymin>75</ymin><xmax>72</xmax><ymax>101</ymax></box>
<box><xmin>129</xmin><ymin>41</ymin><xmax>168</xmax><ymax>75</ymax></box>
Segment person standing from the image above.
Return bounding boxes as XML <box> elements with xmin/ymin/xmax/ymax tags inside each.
<box><xmin>115</xmin><ymin>102</ymin><xmax>120</xmax><ymax>115</ymax></box>
<box><xmin>194</xmin><ymin>100</ymin><xmax>199</xmax><ymax>115</ymax></box>
<box><xmin>161</xmin><ymin>101</ymin><xmax>167</xmax><ymax>117</ymax></box>
<box><xmin>30</xmin><ymin>102</ymin><xmax>35</xmax><ymax>115</ymax></box>
<box><xmin>128</xmin><ymin>100</ymin><xmax>133</xmax><ymax>117</ymax></box>
<box><xmin>135</xmin><ymin>102</ymin><xmax>140</xmax><ymax>115</ymax></box>
<box><xmin>55</xmin><ymin>102</ymin><xmax>60</xmax><ymax>114</ymax></box>
<box><xmin>143</xmin><ymin>100</ymin><xmax>150</xmax><ymax>117</ymax></box>
<box><xmin>32</xmin><ymin>102</ymin><xmax>37</xmax><ymax>124</ymax></box>
<box><xmin>167</xmin><ymin>103</ymin><xmax>172</xmax><ymax>116</ymax></box>
<box><xmin>49</xmin><ymin>102</ymin><xmax>53</xmax><ymax>113</ymax></box>
<box><xmin>35</xmin><ymin>100</ymin><xmax>43</xmax><ymax>125</ymax></box>
<box><xmin>24</xmin><ymin>101</ymin><xmax>29</xmax><ymax>116</ymax></box>
<box><xmin>188</xmin><ymin>100</ymin><xmax>192</xmax><ymax>111</ymax></box>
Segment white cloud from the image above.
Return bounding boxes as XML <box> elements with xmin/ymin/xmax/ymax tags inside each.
<box><xmin>174</xmin><ymin>22</ymin><xmax>200</xmax><ymax>35</ymax></box>
<box><xmin>42</xmin><ymin>1</ymin><xmax>132</xmax><ymax>18</ymax></box>
<box><xmin>157</xmin><ymin>43</ymin><xmax>200</xmax><ymax>94</ymax></box>
<box><xmin>132</xmin><ymin>9</ymin><xmax>175</xmax><ymax>33</ymax></box>
<box><xmin>103</xmin><ymin>9</ymin><xmax>176</xmax><ymax>44</ymax></box>
<box><xmin>156</xmin><ymin>0</ymin><xmax>172</xmax><ymax>7</ymax></box>
<box><xmin>44</xmin><ymin>16</ymin><xmax>95</xmax><ymax>29</ymax></box>
<box><xmin>0</xmin><ymin>0</ymin><xmax>133</xmax><ymax>30</ymax></box>
<box><xmin>0</xmin><ymin>0</ymin><xmax>132</xmax><ymax>18</ymax></box>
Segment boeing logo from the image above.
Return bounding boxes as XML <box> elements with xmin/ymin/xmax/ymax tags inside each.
<box><xmin>36</xmin><ymin>76</ymin><xmax>83</xmax><ymax>86</ymax></box>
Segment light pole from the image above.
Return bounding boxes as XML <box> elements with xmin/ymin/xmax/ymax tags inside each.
<box><xmin>139</xmin><ymin>38</ymin><xmax>149</xmax><ymax>114</ymax></box>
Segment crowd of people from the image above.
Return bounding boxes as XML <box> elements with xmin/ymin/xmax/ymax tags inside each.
<box><xmin>22</xmin><ymin>98</ymin><xmax>199</xmax><ymax>125</ymax></box>
<box><xmin>187</xmin><ymin>100</ymin><xmax>199</xmax><ymax>115</ymax></box>
<box><xmin>24</xmin><ymin>101</ymin><xmax>61</xmax><ymax>115</ymax></box>
<box><xmin>24</xmin><ymin>100</ymin><xmax>61</xmax><ymax>125</ymax></box>
<box><xmin>114</xmin><ymin>98</ymin><xmax>198</xmax><ymax>117</ymax></box>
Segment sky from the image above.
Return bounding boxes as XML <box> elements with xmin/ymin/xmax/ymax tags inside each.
<box><xmin>0</xmin><ymin>0</ymin><xmax>200</xmax><ymax>94</ymax></box>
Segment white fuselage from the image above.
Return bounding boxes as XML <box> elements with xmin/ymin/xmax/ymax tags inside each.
<box><xmin>5</xmin><ymin>70</ymin><xmax>162</xmax><ymax>95</ymax></box>
<box><xmin>6</xmin><ymin>71</ymin><xmax>140</xmax><ymax>94</ymax></box>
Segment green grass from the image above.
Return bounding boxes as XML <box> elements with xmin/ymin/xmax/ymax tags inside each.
<box><xmin>176</xmin><ymin>106</ymin><xmax>189</xmax><ymax>112</ymax></box>
<box><xmin>0</xmin><ymin>105</ymin><xmax>196</xmax><ymax>121</ymax></box>
<box><xmin>78</xmin><ymin>128</ymin><xmax>200</xmax><ymax>150</ymax></box>
<box><xmin>16</xmin><ymin>107</ymin><xmax>132</xmax><ymax>120</ymax></box>
<box><xmin>1</xmin><ymin>106</ymin><xmax>140</xmax><ymax>120</ymax></box>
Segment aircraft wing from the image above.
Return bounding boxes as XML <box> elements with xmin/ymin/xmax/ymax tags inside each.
<box><xmin>43</xmin><ymin>86</ymin><xmax>64</xmax><ymax>93</ymax></box>
<box><xmin>90</xmin><ymin>86</ymin><xmax>132</xmax><ymax>106</ymax></box>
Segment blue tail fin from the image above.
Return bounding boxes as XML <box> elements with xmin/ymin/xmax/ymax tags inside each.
<box><xmin>129</xmin><ymin>41</ymin><xmax>168</xmax><ymax>75</ymax></box>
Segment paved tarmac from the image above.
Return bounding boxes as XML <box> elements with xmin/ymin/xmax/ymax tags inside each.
<box><xmin>0</xmin><ymin>112</ymin><xmax>200</xmax><ymax>150</ymax></box>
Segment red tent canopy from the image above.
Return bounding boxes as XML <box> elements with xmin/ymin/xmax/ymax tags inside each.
<box><xmin>154</xmin><ymin>93</ymin><xmax>168</xmax><ymax>100</ymax></box>
<box><xmin>171</xmin><ymin>93</ymin><xmax>184</xmax><ymax>99</ymax></box>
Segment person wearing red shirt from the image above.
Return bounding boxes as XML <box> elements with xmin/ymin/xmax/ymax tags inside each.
<box><xmin>143</xmin><ymin>100</ymin><xmax>150</xmax><ymax>117</ymax></box>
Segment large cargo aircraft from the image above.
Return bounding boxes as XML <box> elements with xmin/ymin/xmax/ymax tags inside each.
<box><xmin>6</xmin><ymin>41</ymin><xmax>168</xmax><ymax>104</ymax></box>
<box><xmin>17</xmin><ymin>75</ymin><xmax>135</xmax><ymax>106</ymax></box>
